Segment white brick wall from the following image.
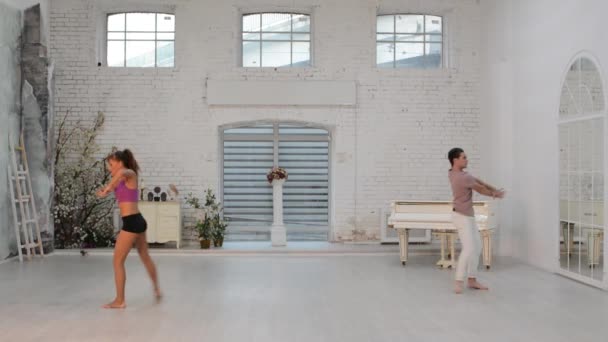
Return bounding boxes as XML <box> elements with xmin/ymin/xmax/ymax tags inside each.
<box><xmin>50</xmin><ymin>0</ymin><xmax>482</xmax><ymax>243</ymax></box>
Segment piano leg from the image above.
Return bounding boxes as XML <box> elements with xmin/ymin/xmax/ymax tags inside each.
<box><xmin>448</xmin><ymin>232</ymin><xmax>456</xmax><ymax>268</ymax></box>
<box><xmin>481</xmin><ymin>230</ymin><xmax>492</xmax><ymax>270</ymax></box>
<box><xmin>398</xmin><ymin>229</ymin><xmax>409</xmax><ymax>266</ymax></box>
<box><xmin>436</xmin><ymin>232</ymin><xmax>446</xmax><ymax>267</ymax></box>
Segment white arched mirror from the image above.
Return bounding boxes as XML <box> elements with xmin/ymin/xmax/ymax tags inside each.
<box><xmin>558</xmin><ymin>55</ymin><xmax>606</xmax><ymax>286</ymax></box>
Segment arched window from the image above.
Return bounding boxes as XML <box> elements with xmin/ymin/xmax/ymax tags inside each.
<box><xmin>106</xmin><ymin>12</ymin><xmax>175</xmax><ymax>67</ymax></box>
<box><xmin>242</xmin><ymin>13</ymin><xmax>311</xmax><ymax>67</ymax></box>
<box><xmin>221</xmin><ymin>122</ymin><xmax>329</xmax><ymax>240</ymax></box>
<box><xmin>376</xmin><ymin>14</ymin><xmax>442</xmax><ymax>68</ymax></box>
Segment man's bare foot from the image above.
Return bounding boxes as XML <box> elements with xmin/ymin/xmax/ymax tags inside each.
<box><xmin>467</xmin><ymin>278</ymin><xmax>489</xmax><ymax>290</ymax></box>
<box><xmin>102</xmin><ymin>300</ymin><xmax>126</xmax><ymax>309</ymax></box>
<box><xmin>454</xmin><ymin>280</ymin><xmax>464</xmax><ymax>294</ymax></box>
<box><xmin>154</xmin><ymin>288</ymin><xmax>162</xmax><ymax>302</ymax></box>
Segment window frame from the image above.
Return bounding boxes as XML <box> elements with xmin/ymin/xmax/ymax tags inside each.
<box><xmin>375</xmin><ymin>13</ymin><xmax>444</xmax><ymax>69</ymax></box>
<box><xmin>239</xmin><ymin>12</ymin><xmax>313</xmax><ymax>68</ymax></box>
<box><xmin>101</xmin><ymin>11</ymin><xmax>176</xmax><ymax>68</ymax></box>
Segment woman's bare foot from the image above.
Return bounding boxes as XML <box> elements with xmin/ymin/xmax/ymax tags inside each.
<box><xmin>467</xmin><ymin>278</ymin><xmax>489</xmax><ymax>290</ymax></box>
<box><xmin>154</xmin><ymin>288</ymin><xmax>162</xmax><ymax>302</ymax></box>
<box><xmin>454</xmin><ymin>280</ymin><xmax>464</xmax><ymax>294</ymax></box>
<box><xmin>102</xmin><ymin>299</ymin><xmax>126</xmax><ymax>309</ymax></box>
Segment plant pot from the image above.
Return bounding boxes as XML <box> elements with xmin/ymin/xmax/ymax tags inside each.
<box><xmin>213</xmin><ymin>238</ymin><xmax>224</xmax><ymax>247</ymax></box>
<box><xmin>200</xmin><ymin>239</ymin><xmax>211</xmax><ymax>249</ymax></box>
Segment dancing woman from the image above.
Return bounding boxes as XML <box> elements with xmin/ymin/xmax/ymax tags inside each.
<box><xmin>96</xmin><ymin>149</ymin><xmax>161</xmax><ymax>308</ymax></box>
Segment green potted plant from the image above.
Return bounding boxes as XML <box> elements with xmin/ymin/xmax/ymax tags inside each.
<box><xmin>187</xmin><ymin>189</ymin><xmax>228</xmax><ymax>249</ymax></box>
<box><xmin>212</xmin><ymin>213</ymin><xmax>227</xmax><ymax>247</ymax></box>
<box><xmin>186</xmin><ymin>192</ymin><xmax>209</xmax><ymax>248</ymax></box>
<box><xmin>202</xmin><ymin>189</ymin><xmax>228</xmax><ymax>247</ymax></box>
<box><xmin>196</xmin><ymin>217</ymin><xmax>212</xmax><ymax>249</ymax></box>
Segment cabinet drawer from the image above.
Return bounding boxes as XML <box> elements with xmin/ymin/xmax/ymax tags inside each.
<box><xmin>158</xmin><ymin>216</ymin><xmax>179</xmax><ymax>229</ymax></box>
<box><xmin>158</xmin><ymin>205</ymin><xmax>180</xmax><ymax>217</ymax></box>
<box><xmin>156</xmin><ymin>230</ymin><xmax>179</xmax><ymax>241</ymax></box>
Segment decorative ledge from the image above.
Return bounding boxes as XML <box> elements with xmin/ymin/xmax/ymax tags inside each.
<box><xmin>207</xmin><ymin>80</ymin><xmax>356</xmax><ymax>106</ymax></box>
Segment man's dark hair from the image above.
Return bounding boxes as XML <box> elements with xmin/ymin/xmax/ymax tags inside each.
<box><xmin>448</xmin><ymin>147</ymin><xmax>464</xmax><ymax>166</ymax></box>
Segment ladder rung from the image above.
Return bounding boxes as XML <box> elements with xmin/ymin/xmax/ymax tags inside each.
<box><xmin>17</xmin><ymin>170</ymin><xmax>28</xmax><ymax>175</ymax></box>
<box><xmin>14</xmin><ymin>198</ymin><xmax>31</xmax><ymax>203</ymax></box>
<box><xmin>12</xmin><ymin>176</ymin><xmax>26</xmax><ymax>180</ymax></box>
<box><xmin>21</xmin><ymin>219</ymin><xmax>37</xmax><ymax>225</ymax></box>
<box><xmin>14</xmin><ymin>146</ymin><xmax>24</xmax><ymax>151</ymax></box>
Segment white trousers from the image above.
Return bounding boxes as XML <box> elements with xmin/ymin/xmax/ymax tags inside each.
<box><xmin>452</xmin><ymin>212</ymin><xmax>481</xmax><ymax>281</ymax></box>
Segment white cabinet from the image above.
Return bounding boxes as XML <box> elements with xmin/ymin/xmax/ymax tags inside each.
<box><xmin>139</xmin><ymin>202</ymin><xmax>182</xmax><ymax>248</ymax></box>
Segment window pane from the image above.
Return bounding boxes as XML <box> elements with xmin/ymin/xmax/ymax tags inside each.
<box><xmin>377</xmin><ymin>15</ymin><xmax>394</xmax><ymax>32</ymax></box>
<box><xmin>223</xmin><ymin>138</ymin><xmax>274</xmax><ymax>230</ymax></box>
<box><xmin>243</xmin><ymin>14</ymin><xmax>261</xmax><ymax>32</ymax></box>
<box><xmin>425</xmin><ymin>15</ymin><xmax>442</xmax><ymax>34</ymax></box>
<box><xmin>225</xmin><ymin>126</ymin><xmax>274</xmax><ymax>135</ymax></box>
<box><xmin>126</xmin><ymin>32</ymin><xmax>155</xmax><ymax>40</ymax></box>
<box><xmin>292</xmin><ymin>33</ymin><xmax>310</xmax><ymax>41</ymax></box>
<box><xmin>107</xmin><ymin>32</ymin><xmax>125</xmax><ymax>40</ymax></box>
<box><xmin>426</xmin><ymin>42</ymin><xmax>442</xmax><ymax>55</ymax></box>
<box><xmin>424</xmin><ymin>43</ymin><xmax>442</xmax><ymax>68</ymax></box>
<box><xmin>396</xmin><ymin>14</ymin><xmax>423</xmax><ymax>33</ymax></box>
<box><xmin>126</xmin><ymin>13</ymin><xmax>156</xmax><ymax>32</ymax></box>
<box><xmin>126</xmin><ymin>41</ymin><xmax>156</xmax><ymax>67</ymax></box>
<box><xmin>376</xmin><ymin>43</ymin><xmax>394</xmax><ymax>68</ymax></box>
<box><xmin>395</xmin><ymin>42</ymin><xmax>424</xmax><ymax>68</ymax></box>
<box><xmin>261</xmin><ymin>41</ymin><xmax>291</xmax><ymax>67</ymax></box>
<box><xmin>108</xmin><ymin>13</ymin><xmax>125</xmax><ymax>31</ymax></box>
<box><xmin>107</xmin><ymin>41</ymin><xmax>125</xmax><ymax>67</ymax></box>
<box><xmin>592</xmin><ymin>118</ymin><xmax>604</xmax><ymax>172</ymax></box>
<box><xmin>292</xmin><ymin>42</ymin><xmax>310</xmax><ymax>66</ymax></box>
<box><xmin>243</xmin><ymin>41</ymin><xmax>260</xmax><ymax>67</ymax></box>
<box><xmin>396</xmin><ymin>34</ymin><xmax>423</xmax><ymax>42</ymax></box>
<box><xmin>243</xmin><ymin>32</ymin><xmax>260</xmax><ymax>40</ymax></box>
<box><xmin>156</xmin><ymin>14</ymin><xmax>174</xmax><ymax>32</ymax></box>
<box><xmin>376</xmin><ymin>34</ymin><xmax>394</xmax><ymax>42</ymax></box>
<box><xmin>426</xmin><ymin>34</ymin><xmax>442</xmax><ymax>43</ymax></box>
<box><xmin>157</xmin><ymin>32</ymin><xmax>174</xmax><ymax>40</ymax></box>
<box><xmin>262</xmin><ymin>33</ymin><xmax>291</xmax><ymax>41</ymax></box>
<box><xmin>156</xmin><ymin>41</ymin><xmax>174</xmax><ymax>67</ymax></box>
<box><xmin>292</xmin><ymin>14</ymin><xmax>310</xmax><ymax>32</ymax></box>
<box><xmin>262</xmin><ymin>13</ymin><xmax>291</xmax><ymax>32</ymax></box>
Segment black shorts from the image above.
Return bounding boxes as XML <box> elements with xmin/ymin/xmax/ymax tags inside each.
<box><xmin>121</xmin><ymin>213</ymin><xmax>147</xmax><ymax>234</ymax></box>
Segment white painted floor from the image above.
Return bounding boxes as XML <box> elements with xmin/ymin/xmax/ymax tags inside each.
<box><xmin>1</xmin><ymin>251</ymin><xmax>607</xmax><ymax>342</ymax></box>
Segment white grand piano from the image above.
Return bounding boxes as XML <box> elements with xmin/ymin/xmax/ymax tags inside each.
<box><xmin>388</xmin><ymin>201</ymin><xmax>497</xmax><ymax>268</ymax></box>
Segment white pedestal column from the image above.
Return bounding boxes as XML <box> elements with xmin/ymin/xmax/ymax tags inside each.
<box><xmin>271</xmin><ymin>179</ymin><xmax>287</xmax><ymax>246</ymax></box>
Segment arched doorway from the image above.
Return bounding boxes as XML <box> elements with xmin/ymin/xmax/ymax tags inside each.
<box><xmin>558</xmin><ymin>54</ymin><xmax>606</xmax><ymax>287</ymax></box>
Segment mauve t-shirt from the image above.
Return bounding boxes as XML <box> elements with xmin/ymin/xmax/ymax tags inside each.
<box><xmin>448</xmin><ymin>169</ymin><xmax>476</xmax><ymax>217</ymax></box>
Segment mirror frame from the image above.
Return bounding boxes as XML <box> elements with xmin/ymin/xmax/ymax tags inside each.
<box><xmin>556</xmin><ymin>51</ymin><xmax>607</xmax><ymax>289</ymax></box>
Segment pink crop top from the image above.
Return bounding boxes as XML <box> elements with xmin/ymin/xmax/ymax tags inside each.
<box><xmin>114</xmin><ymin>180</ymin><xmax>139</xmax><ymax>203</ymax></box>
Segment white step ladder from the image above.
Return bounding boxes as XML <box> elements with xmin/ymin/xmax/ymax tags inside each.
<box><xmin>7</xmin><ymin>133</ymin><xmax>44</xmax><ymax>262</ymax></box>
